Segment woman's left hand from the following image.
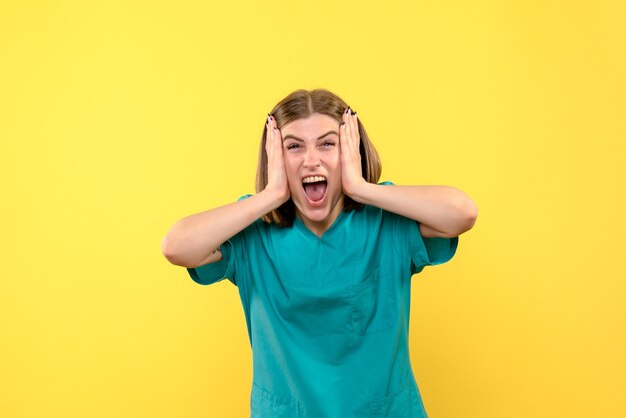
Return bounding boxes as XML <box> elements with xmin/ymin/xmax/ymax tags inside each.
<box><xmin>339</xmin><ymin>108</ymin><xmax>367</xmax><ymax>197</ymax></box>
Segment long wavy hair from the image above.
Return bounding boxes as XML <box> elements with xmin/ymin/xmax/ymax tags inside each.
<box><xmin>256</xmin><ymin>89</ymin><xmax>382</xmax><ymax>226</ymax></box>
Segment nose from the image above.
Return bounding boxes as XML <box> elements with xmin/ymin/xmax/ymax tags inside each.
<box><xmin>303</xmin><ymin>147</ymin><xmax>321</xmax><ymax>168</ymax></box>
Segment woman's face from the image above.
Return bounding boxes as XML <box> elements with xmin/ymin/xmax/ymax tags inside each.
<box><xmin>280</xmin><ymin>113</ymin><xmax>344</xmax><ymax>227</ymax></box>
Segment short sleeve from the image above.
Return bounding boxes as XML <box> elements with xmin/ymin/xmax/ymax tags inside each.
<box><xmin>379</xmin><ymin>180</ymin><xmax>459</xmax><ymax>275</ymax></box>
<box><xmin>186</xmin><ymin>240</ymin><xmax>237</xmax><ymax>285</ymax></box>
<box><xmin>407</xmin><ymin>219</ymin><xmax>458</xmax><ymax>275</ymax></box>
<box><xmin>185</xmin><ymin>194</ymin><xmax>253</xmax><ymax>286</ymax></box>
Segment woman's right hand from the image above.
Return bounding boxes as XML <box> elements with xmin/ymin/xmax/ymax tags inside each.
<box><xmin>264</xmin><ymin>115</ymin><xmax>291</xmax><ymax>205</ymax></box>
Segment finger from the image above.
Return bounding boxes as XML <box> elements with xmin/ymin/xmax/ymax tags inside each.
<box><xmin>269</xmin><ymin>129</ymin><xmax>279</xmax><ymax>161</ymax></box>
<box><xmin>342</xmin><ymin>107</ymin><xmax>350</xmax><ymax>130</ymax></box>
<box><xmin>347</xmin><ymin>109</ymin><xmax>360</xmax><ymax>151</ymax></box>
<box><xmin>353</xmin><ymin>112</ymin><xmax>361</xmax><ymax>152</ymax></box>
<box><xmin>266</xmin><ymin>121</ymin><xmax>279</xmax><ymax>160</ymax></box>
<box><xmin>344</xmin><ymin>106</ymin><xmax>352</xmax><ymax>122</ymax></box>
<box><xmin>265</xmin><ymin>121</ymin><xmax>274</xmax><ymax>155</ymax></box>
<box><xmin>267</xmin><ymin>115</ymin><xmax>278</xmax><ymax>142</ymax></box>
<box><xmin>273</xmin><ymin>124</ymin><xmax>284</xmax><ymax>157</ymax></box>
<box><xmin>345</xmin><ymin>108</ymin><xmax>356</xmax><ymax>150</ymax></box>
<box><xmin>266</xmin><ymin>114</ymin><xmax>274</xmax><ymax>138</ymax></box>
<box><xmin>274</xmin><ymin>128</ymin><xmax>283</xmax><ymax>157</ymax></box>
<box><xmin>341</xmin><ymin>108</ymin><xmax>350</xmax><ymax>141</ymax></box>
<box><xmin>339</xmin><ymin>121</ymin><xmax>347</xmax><ymax>151</ymax></box>
<box><xmin>273</xmin><ymin>117</ymin><xmax>282</xmax><ymax>140</ymax></box>
<box><xmin>265</xmin><ymin>124</ymin><xmax>271</xmax><ymax>155</ymax></box>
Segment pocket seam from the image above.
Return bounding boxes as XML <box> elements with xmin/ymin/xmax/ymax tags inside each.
<box><xmin>349</xmin><ymin>265</ymin><xmax>397</xmax><ymax>335</ymax></box>
<box><xmin>367</xmin><ymin>372</ymin><xmax>421</xmax><ymax>416</ymax></box>
<box><xmin>251</xmin><ymin>383</ymin><xmax>300</xmax><ymax>417</ymax></box>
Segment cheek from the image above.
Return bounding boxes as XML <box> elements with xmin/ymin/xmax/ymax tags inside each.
<box><xmin>283</xmin><ymin>159</ymin><xmax>300</xmax><ymax>184</ymax></box>
<box><xmin>328</xmin><ymin>152</ymin><xmax>341</xmax><ymax>170</ymax></box>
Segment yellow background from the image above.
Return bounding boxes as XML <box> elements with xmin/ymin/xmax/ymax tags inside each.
<box><xmin>1</xmin><ymin>0</ymin><xmax>625</xmax><ymax>417</ymax></box>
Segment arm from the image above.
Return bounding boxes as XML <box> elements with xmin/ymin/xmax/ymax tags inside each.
<box><xmin>161</xmin><ymin>189</ymin><xmax>286</xmax><ymax>268</ymax></box>
<box><xmin>349</xmin><ymin>183</ymin><xmax>477</xmax><ymax>238</ymax></box>
<box><xmin>338</xmin><ymin>110</ymin><xmax>477</xmax><ymax>239</ymax></box>
<box><xmin>161</xmin><ymin>114</ymin><xmax>289</xmax><ymax>268</ymax></box>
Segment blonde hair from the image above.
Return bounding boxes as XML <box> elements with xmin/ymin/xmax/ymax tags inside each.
<box><xmin>256</xmin><ymin>89</ymin><xmax>382</xmax><ymax>226</ymax></box>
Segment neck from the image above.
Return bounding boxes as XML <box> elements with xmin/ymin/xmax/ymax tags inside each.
<box><xmin>297</xmin><ymin>195</ymin><xmax>344</xmax><ymax>238</ymax></box>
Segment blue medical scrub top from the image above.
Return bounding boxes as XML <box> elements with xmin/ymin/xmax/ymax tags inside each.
<box><xmin>187</xmin><ymin>182</ymin><xmax>459</xmax><ymax>417</ymax></box>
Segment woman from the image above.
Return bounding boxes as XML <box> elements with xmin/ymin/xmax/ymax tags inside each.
<box><xmin>162</xmin><ymin>89</ymin><xmax>478</xmax><ymax>417</ymax></box>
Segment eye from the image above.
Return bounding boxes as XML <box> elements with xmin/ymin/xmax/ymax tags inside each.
<box><xmin>321</xmin><ymin>141</ymin><xmax>335</xmax><ymax>148</ymax></box>
<box><xmin>286</xmin><ymin>143</ymin><xmax>300</xmax><ymax>150</ymax></box>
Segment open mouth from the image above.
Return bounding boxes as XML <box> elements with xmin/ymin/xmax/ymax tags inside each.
<box><xmin>302</xmin><ymin>175</ymin><xmax>327</xmax><ymax>204</ymax></box>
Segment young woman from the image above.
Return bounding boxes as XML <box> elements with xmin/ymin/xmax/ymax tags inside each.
<box><xmin>162</xmin><ymin>89</ymin><xmax>477</xmax><ymax>417</ymax></box>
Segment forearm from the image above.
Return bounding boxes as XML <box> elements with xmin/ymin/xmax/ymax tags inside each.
<box><xmin>161</xmin><ymin>189</ymin><xmax>282</xmax><ymax>267</ymax></box>
<box><xmin>350</xmin><ymin>182</ymin><xmax>477</xmax><ymax>237</ymax></box>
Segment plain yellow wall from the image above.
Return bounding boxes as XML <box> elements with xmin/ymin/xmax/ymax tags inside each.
<box><xmin>1</xmin><ymin>0</ymin><xmax>625</xmax><ymax>417</ymax></box>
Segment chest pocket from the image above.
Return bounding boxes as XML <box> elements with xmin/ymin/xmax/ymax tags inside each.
<box><xmin>281</xmin><ymin>282</ymin><xmax>353</xmax><ymax>335</ymax></box>
<box><xmin>348</xmin><ymin>265</ymin><xmax>398</xmax><ymax>335</ymax></box>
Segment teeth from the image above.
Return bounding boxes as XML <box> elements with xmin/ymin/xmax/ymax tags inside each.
<box><xmin>302</xmin><ymin>176</ymin><xmax>327</xmax><ymax>183</ymax></box>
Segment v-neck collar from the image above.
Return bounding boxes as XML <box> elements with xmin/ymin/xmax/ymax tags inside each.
<box><xmin>294</xmin><ymin>210</ymin><xmax>347</xmax><ymax>241</ymax></box>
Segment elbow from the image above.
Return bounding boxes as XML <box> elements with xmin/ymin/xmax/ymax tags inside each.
<box><xmin>161</xmin><ymin>236</ymin><xmax>187</xmax><ymax>267</ymax></box>
<box><xmin>161</xmin><ymin>236</ymin><xmax>179</xmax><ymax>264</ymax></box>
<box><xmin>161</xmin><ymin>236</ymin><xmax>206</xmax><ymax>268</ymax></box>
<box><xmin>458</xmin><ymin>197</ymin><xmax>478</xmax><ymax>235</ymax></box>
<box><xmin>445</xmin><ymin>195</ymin><xmax>477</xmax><ymax>237</ymax></box>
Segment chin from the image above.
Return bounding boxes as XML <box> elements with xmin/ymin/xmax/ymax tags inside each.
<box><xmin>301</xmin><ymin>207</ymin><xmax>332</xmax><ymax>223</ymax></box>
<box><xmin>294</xmin><ymin>200</ymin><xmax>328</xmax><ymax>222</ymax></box>
<box><xmin>294</xmin><ymin>189</ymin><xmax>341</xmax><ymax>224</ymax></box>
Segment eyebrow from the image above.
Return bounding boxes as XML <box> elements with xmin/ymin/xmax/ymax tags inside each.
<box><xmin>282</xmin><ymin>130</ymin><xmax>338</xmax><ymax>142</ymax></box>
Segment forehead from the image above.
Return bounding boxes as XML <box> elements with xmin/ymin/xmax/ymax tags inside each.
<box><xmin>281</xmin><ymin>113</ymin><xmax>339</xmax><ymax>140</ymax></box>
